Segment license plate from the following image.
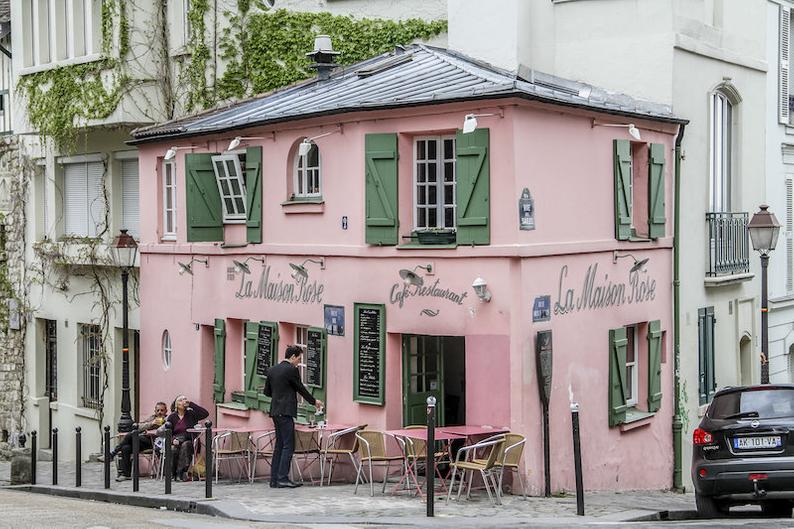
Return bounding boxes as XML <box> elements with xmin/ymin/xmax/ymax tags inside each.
<box><xmin>733</xmin><ymin>436</ymin><xmax>782</xmax><ymax>450</ymax></box>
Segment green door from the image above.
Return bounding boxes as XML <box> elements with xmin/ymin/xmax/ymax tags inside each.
<box><xmin>402</xmin><ymin>335</ymin><xmax>444</xmax><ymax>427</ymax></box>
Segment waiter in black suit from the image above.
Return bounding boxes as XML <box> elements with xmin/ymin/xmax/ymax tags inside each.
<box><xmin>264</xmin><ymin>344</ymin><xmax>324</xmax><ymax>488</ymax></box>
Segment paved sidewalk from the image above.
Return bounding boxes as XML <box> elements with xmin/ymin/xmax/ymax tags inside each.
<box><xmin>0</xmin><ymin>460</ymin><xmax>697</xmax><ymax>525</ymax></box>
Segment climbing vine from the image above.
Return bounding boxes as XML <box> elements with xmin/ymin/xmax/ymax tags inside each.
<box><xmin>181</xmin><ymin>0</ymin><xmax>213</xmax><ymax>112</ymax></box>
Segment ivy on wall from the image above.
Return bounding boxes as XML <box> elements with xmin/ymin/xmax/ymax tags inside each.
<box><xmin>182</xmin><ymin>0</ymin><xmax>212</xmax><ymax>112</ymax></box>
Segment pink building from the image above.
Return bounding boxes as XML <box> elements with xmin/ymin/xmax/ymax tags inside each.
<box><xmin>130</xmin><ymin>45</ymin><xmax>685</xmax><ymax>493</ymax></box>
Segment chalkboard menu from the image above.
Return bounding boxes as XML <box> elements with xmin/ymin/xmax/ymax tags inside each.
<box><xmin>256</xmin><ymin>323</ymin><xmax>275</xmax><ymax>377</ymax></box>
<box><xmin>306</xmin><ymin>328</ymin><xmax>324</xmax><ymax>388</ymax></box>
<box><xmin>354</xmin><ymin>303</ymin><xmax>385</xmax><ymax>405</ymax></box>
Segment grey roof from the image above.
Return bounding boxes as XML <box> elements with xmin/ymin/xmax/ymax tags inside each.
<box><xmin>131</xmin><ymin>45</ymin><xmax>684</xmax><ymax>143</ymax></box>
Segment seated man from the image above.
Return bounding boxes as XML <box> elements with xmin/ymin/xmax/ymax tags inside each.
<box><xmin>106</xmin><ymin>401</ymin><xmax>168</xmax><ymax>481</ymax></box>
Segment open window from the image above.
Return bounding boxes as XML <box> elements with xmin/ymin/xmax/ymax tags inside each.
<box><xmin>292</xmin><ymin>141</ymin><xmax>322</xmax><ymax>199</ymax></box>
<box><xmin>211</xmin><ymin>154</ymin><xmax>247</xmax><ymax>223</ymax></box>
<box><xmin>613</xmin><ymin>140</ymin><xmax>665</xmax><ymax>241</ymax></box>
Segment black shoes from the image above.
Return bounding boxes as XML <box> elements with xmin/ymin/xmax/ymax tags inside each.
<box><xmin>275</xmin><ymin>480</ymin><xmax>302</xmax><ymax>488</ymax></box>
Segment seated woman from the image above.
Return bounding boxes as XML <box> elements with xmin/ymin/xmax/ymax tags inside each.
<box><xmin>160</xmin><ymin>395</ymin><xmax>209</xmax><ymax>481</ymax></box>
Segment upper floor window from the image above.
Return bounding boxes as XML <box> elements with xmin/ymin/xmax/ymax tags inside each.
<box><xmin>211</xmin><ymin>153</ymin><xmax>247</xmax><ymax>222</ymax></box>
<box><xmin>61</xmin><ymin>159</ymin><xmax>105</xmax><ymax>238</ymax></box>
<box><xmin>293</xmin><ymin>141</ymin><xmax>321</xmax><ymax>198</ymax></box>
<box><xmin>613</xmin><ymin>140</ymin><xmax>666</xmax><ymax>240</ymax></box>
<box><xmin>120</xmin><ymin>159</ymin><xmax>139</xmax><ymax>239</ymax></box>
<box><xmin>162</xmin><ymin>160</ymin><xmax>177</xmax><ymax>239</ymax></box>
<box><xmin>710</xmin><ymin>91</ymin><xmax>733</xmax><ymax>212</ymax></box>
<box><xmin>22</xmin><ymin>0</ymin><xmax>102</xmax><ymax>69</ymax></box>
<box><xmin>414</xmin><ymin>136</ymin><xmax>456</xmax><ymax>230</ymax></box>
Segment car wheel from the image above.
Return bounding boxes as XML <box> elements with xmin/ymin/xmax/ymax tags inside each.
<box><xmin>761</xmin><ymin>501</ymin><xmax>793</xmax><ymax>518</ymax></box>
<box><xmin>696</xmin><ymin>493</ymin><xmax>729</xmax><ymax>518</ymax></box>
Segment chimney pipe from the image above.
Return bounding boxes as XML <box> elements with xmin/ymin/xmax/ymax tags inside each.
<box><xmin>306</xmin><ymin>35</ymin><xmax>340</xmax><ymax>81</ymax></box>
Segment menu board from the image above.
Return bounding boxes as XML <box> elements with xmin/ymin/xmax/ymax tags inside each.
<box><xmin>306</xmin><ymin>328</ymin><xmax>324</xmax><ymax>388</ymax></box>
<box><xmin>354</xmin><ymin>303</ymin><xmax>385</xmax><ymax>405</ymax></box>
<box><xmin>256</xmin><ymin>323</ymin><xmax>274</xmax><ymax>377</ymax></box>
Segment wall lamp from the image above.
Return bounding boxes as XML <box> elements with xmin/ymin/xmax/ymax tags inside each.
<box><xmin>227</xmin><ymin>136</ymin><xmax>269</xmax><ymax>151</ymax></box>
<box><xmin>233</xmin><ymin>256</ymin><xmax>265</xmax><ymax>274</ymax></box>
<box><xmin>399</xmin><ymin>264</ymin><xmax>433</xmax><ymax>287</ymax></box>
<box><xmin>612</xmin><ymin>251</ymin><xmax>649</xmax><ymax>273</ymax></box>
<box><xmin>592</xmin><ymin>120</ymin><xmax>642</xmax><ymax>141</ymax></box>
<box><xmin>462</xmin><ymin>110</ymin><xmax>504</xmax><ymax>134</ymax></box>
<box><xmin>472</xmin><ymin>276</ymin><xmax>492</xmax><ymax>302</ymax></box>
<box><xmin>177</xmin><ymin>257</ymin><xmax>208</xmax><ymax>276</ymax></box>
<box><xmin>164</xmin><ymin>145</ymin><xmax>195</xmax><ymax>161</ymax></box>
<box><xmin>289</xmin><ymin>257</ymin><xmax>325</xmax><ymax>281</ymax></box>
<box><xmin>298</xmin><ymin>126</ymin><xmax>343</xmax><ymax>156</ymax></box>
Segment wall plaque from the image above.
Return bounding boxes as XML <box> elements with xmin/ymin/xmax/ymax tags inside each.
<box><xmin>306</xmin><ymin>327</ymin><xmax>325</xmax><ymax>388</ymax></box>
<box><xmin>324</xmin><ymin>304</ymin><xmax>345</xmax><ymax>336</ymax></box>
<box><xmin>354</xmin><ymin>303</ymin><xmax>386</xmax><ymax>405</ymax></box>
<box><xmin>519</xmin><ymin>188</ymin><xmax>535</xmax><ymax>230</ymax></box>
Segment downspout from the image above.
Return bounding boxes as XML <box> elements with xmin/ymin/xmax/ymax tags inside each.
<box><xmin>672</xmin><ymin>122</ymin><xmax>686</xmax><ymax>491</ymax></box>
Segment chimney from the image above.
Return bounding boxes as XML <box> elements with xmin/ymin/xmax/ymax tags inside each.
<box><xmin>306</xmin><ymin>35</ymin><xmax>340</xmax><ymax>81</ymax></box>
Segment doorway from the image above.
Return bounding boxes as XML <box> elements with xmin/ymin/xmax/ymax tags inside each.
<box><xmin>739</xmin><ymin>335</ymin><xmax>752</xmax><ymax>386</ymax></box>
<box><xmin>402</xmin><ymin>335</ymin><xmax>465</xmax><ymax>427</ymax></box>
<box><xmin>44</xmin><ymin>319</ymin><xmax>57</xmax><ymax>448</ymax></box>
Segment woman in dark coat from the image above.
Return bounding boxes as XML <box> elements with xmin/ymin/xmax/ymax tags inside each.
<box><xmin>160</xmin><ymin>394</ymin><xmax>209</xmax><ymax>481</ymax></box>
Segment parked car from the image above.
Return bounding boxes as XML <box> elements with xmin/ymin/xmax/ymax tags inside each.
<box><xmin>692</xmin><ymin>384</ymin><xmax>794</xmax><ymax>517</ymax></box>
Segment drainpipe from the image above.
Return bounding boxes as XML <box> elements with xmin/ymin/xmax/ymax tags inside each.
<box><xmin>672</xmin><ymin>122</ymin><xmax>686</xmax><ymax>491</ymax></box>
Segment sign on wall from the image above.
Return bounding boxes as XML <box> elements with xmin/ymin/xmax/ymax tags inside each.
<box><xmin>324</xmin><ymin>304</ymin><xmax>345</xmax><ymax>336</ymax></box>
<box><xmin>519</xmin><ymin>188</ymin><xmax>535</xmax><ymax>230</ymax></box>
<box><xmin>553</xmin><ymin>262</ymin><xmax>656</xmax><ymax>315</ymax></box>
<box><xmin>305</xmin><ymin>328</ymin><xmax>325</xmax><ymax>388</ymax></box>
<box><xmin>354</xmin><ymin>303</ymin><xmax>386</xmax><ymax>406</ymax></box>
<box><xmin>255</xmin><ymin>322</ymin><xmax>276</xmax><ymax>377</ymax></box>
<box><xmin>532</xmin><ymin>295</ymin><xmax>551</xmax><ymax>322</ymax></box>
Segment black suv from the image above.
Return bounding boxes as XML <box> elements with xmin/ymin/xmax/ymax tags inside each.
<box><xmin>692</xmin><ymin>384</ymin><xmax>794</xmax><ymax>517</ymax></box>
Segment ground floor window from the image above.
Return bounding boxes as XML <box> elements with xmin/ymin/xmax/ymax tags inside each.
<box><xmin>609</xmin><ymin>320</ymin><xmax>663</xmax><ymax>427</ymax></box>
<box><xmin>698</xmin><ymin>307</ymin><xmax>717</xmax><ymax>405</ymax></box>
<box><xmin>80</xmin><ymin>324</ymin><xmax>103</xmax><ymax>409</ymax></box>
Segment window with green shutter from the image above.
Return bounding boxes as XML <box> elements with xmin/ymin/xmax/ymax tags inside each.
<box><xmin>186</xmin><ymin>153</ymin><xmax>223</xmax><ymax>242</ymax></box>
<box><xmin>608</xmin><ymin>327</ymin><xmax>628</xmax><ymax>426</ymax></box>
<box><xmin>647</xmin><ymin>320</ymin><xmax>663</xmax><ymax>412</ymax></box>
<box><xmin>455</xmin><ymin>128</ymin><xmax>490</xmax><ymax>245</ymax></box>
<box><xmin>647</xmin><ymin>144</ymin><xmax>666</xmax><ymax>239</ymax></box>
<box><xmin>241</xmin><ymin>320</ymin><xmax>277</xmax><ymax>411</ymax></box>
<box><xmin>245</xmin><ymin>146</ymin><xmax>263</xmax><ymax>244</ymax></box>
<box><xmin>613</xmin><ymin>140</ymin><xmax>633</xmax><ymax>241</ymax></box>
<box><xmin>612</xmin><ymin>140</ymin><xmax>667</xmax><ymax>241</ymax></box>
<box><xmin>296</xmin><ymin>325</ymin><xmax>327</xmax><ymax>422</ymax></box>
<box><xmin>213</xmin><ymin>318</ymin><xmax>226</xmax><ymax>403</ymax></box>
<box><xmin>365</xmin><ymin>133</ymin><xmax>399</xmax><ymax>246</ymax></box>
<box><xmin>698</xmin><ymin>307</ymin><xmax>717</xmax><ymax>405</ymax></box>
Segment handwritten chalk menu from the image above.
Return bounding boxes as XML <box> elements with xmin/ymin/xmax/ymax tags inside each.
<box><xmin>354</xmin><ymin>303</ymin><xmax>385</xmax><ymax>405</ymax></box>
<box><xmin>256</xmin><ymin>323</ymin><xmax>275</xmax><ymax>377</ymax></box>
<box><xmin>306</xmin><ymin>328</ymin><xmax>324</xmax><ymax>388</ymax></box>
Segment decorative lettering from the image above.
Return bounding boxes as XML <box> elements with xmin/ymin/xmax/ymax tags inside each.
<box><xmin>235</xmin><ymin>265</ymin><xmax>324</xmax><ymax>304</ymax></box>
<box><xmin>388</xmin><ymin>278</ymin><xmax>468</xmax><ymax>309</ymax></box>
<box><xmin>553</xmin><ymin>262</ymin><xmax>656</xmax><ymax>315</ymax></box>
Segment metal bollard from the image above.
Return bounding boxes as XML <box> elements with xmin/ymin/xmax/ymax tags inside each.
<box><xmin>52</xmin><ymin>428</ymin><xmax>58</xmax><ymax>486</ymax></box>
<box><xmin>132</xmin><ymin>424</ymin><xmax>139</xmax><ymax>493</ymax></box>
<box><xmin>103</xmin><ymin>426</ymin><xmax>111</xmax><ymax>489</ymax></box>
<box><xmin>426</xmin><ymin>396</ymin><xmax>436</xmax><ymax>517</ymax></box>
<box><xmin>571</xmin><ymin>403</ymin><xmax>585</xmax><ymax>516</ymax></box>
<box><xmin>164</xmin><ymin>423</ymin><xmax>172</xmax><ymax>495</ymax></box>
<box><xmin>30</xmin><ymin>431</ymin><xmax>37</xmax><ymax>485</ymax></box>
<box><xmin>75</xmin><ymin>427</ymin><xmax>82</xmax><ymax>487</ymax></box>
<box><xmin>204</xmin><ymin>420</ymin><xmax>213</xmax><ymax>499</ymax></box>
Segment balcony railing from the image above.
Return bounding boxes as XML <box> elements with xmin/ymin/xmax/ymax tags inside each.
<box><xmin>706</xmin><ymin>212</ymin><xmax>750</xmax><ymax>277</ymax></box>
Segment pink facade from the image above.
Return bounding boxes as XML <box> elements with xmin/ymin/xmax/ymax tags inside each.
<box><xmin>135</xmin><ymin>97</ymin><xmax>679</xmax><ymax>493</ymax></box>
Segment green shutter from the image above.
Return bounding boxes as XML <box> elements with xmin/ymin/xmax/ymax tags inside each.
<box><xmin>213</xmin><ymin>318</ymin><xmax>226</xmax><ymax>403</ymax></box>
<box><xmin>456</xmin><ymin>128</ymin><xmax>490</xmax><ymax>245</ymax></box>
<box><xmin>186</xmin><ymin>153</ymin><xmax>223</xmax><ymax>242</ymax></box>
<box><xmin>698</xmin><ymin>307</ymin><xmax>716</xmax><ymax>405</ymax></box>
<box><xmin>647</xmin><ymin>143</ymin><xmax>666</xmax><ymax>239</ymax></box>
<box><xmin>244</xmin><ymin>321</ymin><xmax>263</xmax><ymax>408</ymax></box>
<box><xmin>647</xmin><ymin>320</ymin><xmax>663</xmax><ymax>413</ymax></box>
<box><xmin>245</xmin><ymin>146</ymin><xmax>263</xmax><ymax>244</ymax></box>
<box><xmin>613</xmin><ymin>139</ymin><xmax>632</xmax><ymax>241</ymax></box>
<box><xmin>365</xmin><ymin>133</ymin><xmax>399</xmax><ymax>245</ymax></box>
<box><xmin>608</xmin><ymin>327</ymin><xmax>628</xmax><ymax>426</ymax></box>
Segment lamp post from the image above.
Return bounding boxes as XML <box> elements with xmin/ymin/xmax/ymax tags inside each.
<box><xmin>748</xmin><ymin>205</ymin><xmax>781</xmax><ymax>385</ymax></box>
<box><xmin>113</xmin><ymin>229</ymin><xmax>138</xmax><ymax>433</ymax></box>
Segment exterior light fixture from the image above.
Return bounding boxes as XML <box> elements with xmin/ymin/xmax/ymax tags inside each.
<box><xmin>112</xmin><ymin>229</ymin><xmax>138</xmax><ymax>269</ymax></box>
<box><xmin>591</xmin><ymin>120</ymin><xmax>642</xmax><ymax>141</ymax></box>
<box><xmin>472</xmin><ymin>277</ymin><xmax>491</xmax><ymax>302</ymax></box>
<box><xmin>749</xmin><ymin>205</ymin><xmax>781</xmax><ymax>384</ymax></box>
<box><xmin>164</xmin><ymin>145</ymin><xmax>195</xmax><ymax>161</ymax></box>
<box><xmin>226</xmin><ymin>136</ymin><xmax>268</xmax><ymax>151</ymax></box>
<box><xmin>612</xmin><ymin>251</ymin><xmax>649</xmax><ymax>273</ymax></box>
<box><xmin>112</xmin><ymin>229</ymin><xmax>139</xmax><ymax>433</ymax></box>
<box><xmin>289</xmin><ymin>257</ymin><xmax>325</xmax><ymax>281</ymax></box>
<box><xmin>177</xmin><ymin>257</ymin><xmax>209</xmax><ymax>276</ymax></box>
<box><xmin>233</xmin><ymin>256</ymin><xmax>265</xmax><ymax>274</ymax></box>
<box><xmin>398</xmin><ymin>264</ymin><xmax>433</xmax><ymax>287</ymax></box>
<box><xmin>298</xmin><ymin>127</ymin><xmax>343</xmax><ymax>156</ymax></box>
<box><xmin>462</xmin><ymin>112</ymin><xmax>502</xmax><ymax>134</ymax></box>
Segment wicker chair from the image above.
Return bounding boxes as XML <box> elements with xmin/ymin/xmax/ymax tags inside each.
<box><xmin>354</xmin><ymin>430</ymin><xmax>404</xmax><ymax>496</ymax></box>
<box><xmin>446</xmin><ymin>435</ymin><xmax>505</xmax><ymax>506</ymax></box>
<box><xmin>319</xmin><ymin>424</ymin><xmax>366</xmax><ymax>485</ymax></box>
<box><xmin>213</xmin><ymin>431</ymin><xmax>252</xmax><ymax>482</ymax></box>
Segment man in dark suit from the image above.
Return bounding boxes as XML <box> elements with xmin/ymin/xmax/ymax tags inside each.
<box><xmin>264</xmin><ymin>345</ymin><xmax>324</xmax><ymax>488</ymax></box>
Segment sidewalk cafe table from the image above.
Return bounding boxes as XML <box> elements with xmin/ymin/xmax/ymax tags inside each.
<box><xmin>385</xmin><ymin>428</ymin><xmax>466</xmax><ymax>498</ymax></box>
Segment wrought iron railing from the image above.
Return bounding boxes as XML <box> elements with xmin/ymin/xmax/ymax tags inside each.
<box><xmin>706</xmin><ymin>212</ymin><xmax>750</xmax><ymax>277</ymax></box>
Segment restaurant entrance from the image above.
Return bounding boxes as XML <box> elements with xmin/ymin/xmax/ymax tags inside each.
<box><xmin>402</xmin><ymin>335</ymin><xmax>465</xmax><ymax>427</ymax></box>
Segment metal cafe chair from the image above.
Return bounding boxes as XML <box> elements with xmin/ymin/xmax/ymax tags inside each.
<box><xmin>250</xmin><ymin>430</ymin><xmax>275</xmax><ymax>482</ymax></box>
<box><xmin>354</xmin><ymin>430</ymin><xmax>404</xmax><ymax>496</ymax></box>
<box><xmin>472</xmin><ymin>433</ymin><xmax>527</xmax><ymax>500</ymax></box>
<box><xmin>319</xmin><ymin>424</ymin><xmax>367</xmax><ymax>486</ymax></box>
<box><xmin>446</xmin><ymin>435</ymin><xmax>506</xmax><ymax>506</ymax></box>
<box><xmin>213</xmin><ymin>431</ymin><xmax>252</xmax><ymax>482</ymax></box>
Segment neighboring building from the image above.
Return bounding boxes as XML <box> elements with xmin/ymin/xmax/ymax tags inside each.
<box><xmin>131</xmin><ymin>44</ymin><xmax>684</xmax><ymax>492</ymax></box>
<box><xmin>446</xmin><ymin>0</ymin><xmax>768</xmax><ymax>491</ymax></box>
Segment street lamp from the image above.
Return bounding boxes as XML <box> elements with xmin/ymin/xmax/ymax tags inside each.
<box><xmin>112</xmin><ymin>229</ymin><xmax>138</xmax><ymax>433</ymax></box>
<box><xmin>748</xmin><ymin>205</ymin><xmax>781</xmax><ymax>384</ymax></box>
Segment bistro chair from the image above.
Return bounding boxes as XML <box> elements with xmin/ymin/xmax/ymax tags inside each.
<box><xmin>472</xmin><ymin>433</ymin><xmax>527</xmax><ymax>500</ymax></box>
<box><xmin>213</xmin><ymin>431</ymin><xmax>252</xmax><ymax>482</ymax></box>
<box><xmin>292</xmin><ymin>428</ymin><xmax>321</xmax><ymax>484</ymax></box>
<box><xmin>446</xmin><ymin>435</ymin><xmax>505</xmax><ymax>506</ymax></box>
<box><xmin>250</xmin><ymin>430</ymin><xmax>276</xmax><ymax>482</ymax></box>
<box><xmin>354</xmin><ymin>430</ymin><xmax>404</xmax><ymax>496</ymax></box>
<box><xmin>319</xmin><ymin>424</ymin><xmax>367</xmax><ymax>486</ymax></box>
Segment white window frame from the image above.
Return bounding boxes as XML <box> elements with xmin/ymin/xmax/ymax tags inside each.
<box><xmin>23</xmin><ymin>0</ymin><xmax>101</xmax><ymax>70</ymax></box>
<box><xmin>80</xmin><ymin>323</ymin><xmax>102</xmax><ymax>409</ymax></box>
<box><xmin>296</xmin><ymin>325</ymin><xmax>309</xmax><ymax>403</ymax></box>
<box><xmin>709</xmin><ymin>91</ymin><xmax>732</xmax><ymax>213</ymax></box>
<box><xmin>293</xmin><ymin>141</ymin><xmax>322</xmax><ymax>198</ymax></box>
<box><xmin>183</xmin><ymin>0</ymin><xmax>192</xmax><ymax>46</ymax></box>
<box><xmin>413</xmin><ymin>135</ymin><xmax>456</xmax><ymax>231</ymax></box>
<box><xmin>162</xmin><ymin>160</ymin><xmax>177</xmax><ymax>240</ymax></box>
<box><xmin>162</xmin><ymin>330</ymin><xmax>172</xmax><ymax>371</ymax></box>
<box><xmin>210</xmin><ymin>154</ymin><xmax>247</xmax><ymax>223</ymax></box>
<box><xmin>625</xmin><ymin>324</ymin><xmax>639</xmax><ymax>408</ymax></box>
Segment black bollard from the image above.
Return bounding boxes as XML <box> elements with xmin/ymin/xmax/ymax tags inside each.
<box><xmin>75</xmin><ymin>427</ymin><xmax>82</xmax><ymax>487</ymax></box>
<box><xmin>426</xmin><ymin>396</ymin><xmax>436</xmax><ymax>517</ymax></box>
<box><xmin>103</xmin><ymin>426</ymin><xmax>111</xmax><ymax>489</ymax></box>
<box><xmin>164</xmin><ymin>423</ymin><xmax>172</xmax><ymax>495</ymax></box>
<box><xmin>132</xmin><ymin>424</ymin><xmax>139</xmax><ymax>492</ymax></box>
<box><xmin>52</xmin><ymin>428</ymin><xmax>58</xmax><ymax>486</ymax></box>
<box><xmin>30</xmin><ymin>431</ymin><xmax>37</xmax><ymax>485</ymax></box>
<box><xmin>204</xmin><ymin>420</ymin><xmax>213</xmax><ymax>499</ymax></box>
<box><xmin>571</xmin><ymin>403</ymin><xmax>585</xmax><ymax>516</ymax></box>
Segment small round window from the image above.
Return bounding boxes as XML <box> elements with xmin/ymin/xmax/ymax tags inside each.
<box><xmin>162</xmin><ymin>330</ymin><xmax>172</xmax><ymax>370</ymax></box>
